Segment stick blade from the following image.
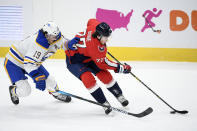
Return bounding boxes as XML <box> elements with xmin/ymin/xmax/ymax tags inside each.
<box><xmin>129</xmin><ymin>107</ymin><xmax>153</xmax><ymax>118</ymax></box>
<box><xmin>156</xmin><ymin>30</ymin><xmax>161</xmax><ymax>34</ymax></box>
<box><xmin>170</xmin><ymin>110</ymin><xmax>188</xmax><ymax>114</ymax></box>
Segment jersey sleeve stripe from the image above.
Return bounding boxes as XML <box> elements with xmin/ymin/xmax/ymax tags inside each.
<box><xmin>24</xmin><ymin>55</ymin><xmax>43</xmax><ymax>66</ymax></box>
<box><xmin>24</xmin><ymin>59</ymin><xmax>36</xmax><ymax>64</ymax></box>
<box><xmin>23</xmin><ymin>61</ymin><xmax>42</xmax><ymax>66</ymax></box>
<box><xmin>24</xmin><ymin>56</ymin><xmax>38</xmax><ymax>63</ymax></box>
<box><xmin>24</xmin><ymin>57</ymin><xmax>42</xmax><ymax>65</ymax></box>
<box><xmin>8</xmin><ymin>52</ymin><xmax>24</xmax><ymax>64</ymax></box>
<box><xmin>24</xmin><ymin>62</ymin><xmax>35</xmax><ymax>65</ymax></box>
<box><xmin>104</xmin><ymin>57</ymin><xmax>117</xmax><ymax>68</ymax></box>
<box><xmin>9</xmin><ymin>48</ymin><xmax>24</xmax><ymax>62</ymax></box>
<box><xmin>11</xmin><ymin>45</ymin><xmax>24</xmax><ymax>59</ymax></box>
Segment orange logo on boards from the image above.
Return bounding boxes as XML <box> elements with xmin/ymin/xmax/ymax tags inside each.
<box><xmin>170</xmin><ymin>10</ymin><xmax>197</xmax><ymax>31</ymax></box>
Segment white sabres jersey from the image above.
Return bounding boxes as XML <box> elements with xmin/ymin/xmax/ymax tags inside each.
<box><xmin>5</xmin><ymin>30</ymin><xmax>68</xmax><ymax>74</ymax></box>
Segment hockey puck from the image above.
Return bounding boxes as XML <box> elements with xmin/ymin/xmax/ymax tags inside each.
<box><xmin>170</xmin><ymin>111</ymin><xmax>176</xmax><ymax>114</ymax></box>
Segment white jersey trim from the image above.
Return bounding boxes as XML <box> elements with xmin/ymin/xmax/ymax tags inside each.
<box><xmin>88</xmin><ymin>84</ymin><xmax>99</xmax><ymax>93</ymax></box>
<box><xmin>106</xmin><ymin>79</ymin><xmax>116</xmax><ymax>88</ymax></box>
<box><xmin>104</xmin><ymin>57</ymin><xmax>118</xmax><ymax>68</ymax></box>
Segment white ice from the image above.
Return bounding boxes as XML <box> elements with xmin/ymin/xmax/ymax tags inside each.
<box><xmin>0</xmin><ymin>58</ymin><xmax>196</xmax><ymax>131</ymax></box>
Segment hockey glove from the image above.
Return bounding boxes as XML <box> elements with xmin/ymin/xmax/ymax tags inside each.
<box><xmin>67</xmin><ymin>37</ymin><xmax>80</xmax><ymax>50</ymax></box>
<box><xmin>115</xmin><ymin>63</ymin><xmax>131</xmax><ymax>74</ymax></box>
<box><xmin>29</xmin><ymin>70</ymin><xmax>46</xmax><ymax>91</ymax></box>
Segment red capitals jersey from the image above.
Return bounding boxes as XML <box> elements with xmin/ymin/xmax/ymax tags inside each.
<box><xmin>65</xmin><ymin>19</ymin><xmax>118</xmax><ymax>71</ymax></box>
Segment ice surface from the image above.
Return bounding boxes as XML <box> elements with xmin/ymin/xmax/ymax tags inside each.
<box><xmin>0</xmin><ymin>58</ymin><xmax>196</xmax><ymax>131</ymax></box>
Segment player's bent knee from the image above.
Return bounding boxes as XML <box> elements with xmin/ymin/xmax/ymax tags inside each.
<box><xmin>96</xmin><ymin>70</ymin><xmax>113</xmax><ymax>84</ymax></box>
<box><xmin>80</xmin><ymin>72</ymin><xmax>96</xmax><ymax>89</ymax></box>
<box><xmin>15</xmin><ymin>79</ymin><xmax>31</xmax><ymax>97</ymax></box>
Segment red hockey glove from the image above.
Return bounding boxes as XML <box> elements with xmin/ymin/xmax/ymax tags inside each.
<box><xmin>115</xmin><ymin>63</ymin><xmax>131</xmax><ymax>74</ymax></box>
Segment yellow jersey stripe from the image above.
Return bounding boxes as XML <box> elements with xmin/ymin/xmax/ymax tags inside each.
<box><xmin>24</xmin><ymin>59</ymin><xmax>36</xmax><ymax>64</ymax></box>
<box><xmin>9</xmin><ymin>52</ymin><xmax>24</xmax><ymax>64</ymax></box>
<box><xmin>11</xmin><ymin>45</ymin><xmax>24</xmax><ymax>59</ymax></box>
<box><xmin>24</xmin><ymin>59</ymin><xmax>42</xmax><ymax>65</ymax></box>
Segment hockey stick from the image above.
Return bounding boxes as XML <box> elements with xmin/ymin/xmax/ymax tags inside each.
<box><xmin>107</xmin><ymin>51</ymin><xmax>188</xmax><ymax>114</ymax></box>
<box><xmin>143</xmin><ymin>16</ymin><xmax>161</xmax><ymax>34</ymax></box>
<box><xmin>57</xmin><ymin>90</ymin><xmax>153</xmax><ymax>118</ymax></box>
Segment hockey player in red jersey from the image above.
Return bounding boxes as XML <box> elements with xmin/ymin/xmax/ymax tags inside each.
<box><xmin>65</xmin><ymin>19</ymin><xmax>131</xmax><ymax>114</ymax></box>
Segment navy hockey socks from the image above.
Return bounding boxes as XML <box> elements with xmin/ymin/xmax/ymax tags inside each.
<box><xmin>91</xmin><ymin>87</ymin><xmax>107</xmax><ymax>104</ymax></box>
<box><xmin>107</xmin><ymin>82</ymin><xmax>122</xmax><ymax>98</ymax></box>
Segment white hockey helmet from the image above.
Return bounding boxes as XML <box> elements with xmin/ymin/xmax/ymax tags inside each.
<box><xmin>42</xmin><ymin>21</ymin><xmax>60</xmax><ymax>36</ymax></box>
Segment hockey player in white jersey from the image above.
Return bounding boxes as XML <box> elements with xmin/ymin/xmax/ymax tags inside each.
<box><xmin>4</xmin><ymin>21</ymin><xmax>73</xmax><ymax>105</ymax></box>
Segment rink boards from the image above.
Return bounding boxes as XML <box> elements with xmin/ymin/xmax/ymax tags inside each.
<box><xmin>1</xmin><ymin>47</ymin><xmax>197</xmax><ymax>62</ymax></box>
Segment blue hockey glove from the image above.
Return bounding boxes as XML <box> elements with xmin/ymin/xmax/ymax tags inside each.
<box><xmin>67</xmin><ymin>37</ymin><xmax>80</xmax><ymax>50</ymax></box>
<box><xmin>29</xmin><ymin>70</ymin><xmax>46</xmax><ymax>91</ymax></box>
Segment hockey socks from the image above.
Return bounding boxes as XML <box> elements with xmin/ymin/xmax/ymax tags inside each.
<box><xmin>107</xmin><ymin>82</ymin><xmax>129</xmax><ymax>107</ymax></box>
<box><xmin>90</xmin><ymin>87</ymin><xmax>112</xmax><ymax>114</ymax></box>
<box><xmin>90</xmin><ymin>87</ymin><xmax>106</xmax><ymax>104</ymax></box>
<box><xmin>107</xmin><ymin>82</ymin><xmax>122</xmax><ymax>97</ymax></box>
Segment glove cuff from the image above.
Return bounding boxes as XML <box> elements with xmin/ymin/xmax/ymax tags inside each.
<box><xmin>35</xmin><ymin>75</ymin><xmax>46</xmax><ymax>81</ymax></box>
<box><xmin>29</xmin><ymin>70</ymin><xmax>46</xmax><ymax>81</ymax></box>
<box><xmin>29</xmin><ymin>70</ymin><xmax>39</xmax><ymax>78</ymax></box>
<box><xmin>115</xmin><ymin>64</ymin><xmax>124</xmax><ymax>73</ymax></box>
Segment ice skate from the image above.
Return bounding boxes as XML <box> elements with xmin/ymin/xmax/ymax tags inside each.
<box><xmin>117</xmin><ymin>95</ymin><xmax>129</xmax><ymax>107</ymax></box>
<box><xmin>103</xmin><ymin>101</ymin><xmax>112</xmax><ymax>115</ymax></box>
<box><xmin>9</xmin><ymin>85</ymin><xmax>19</xmax><ymax>105</ymax></box>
